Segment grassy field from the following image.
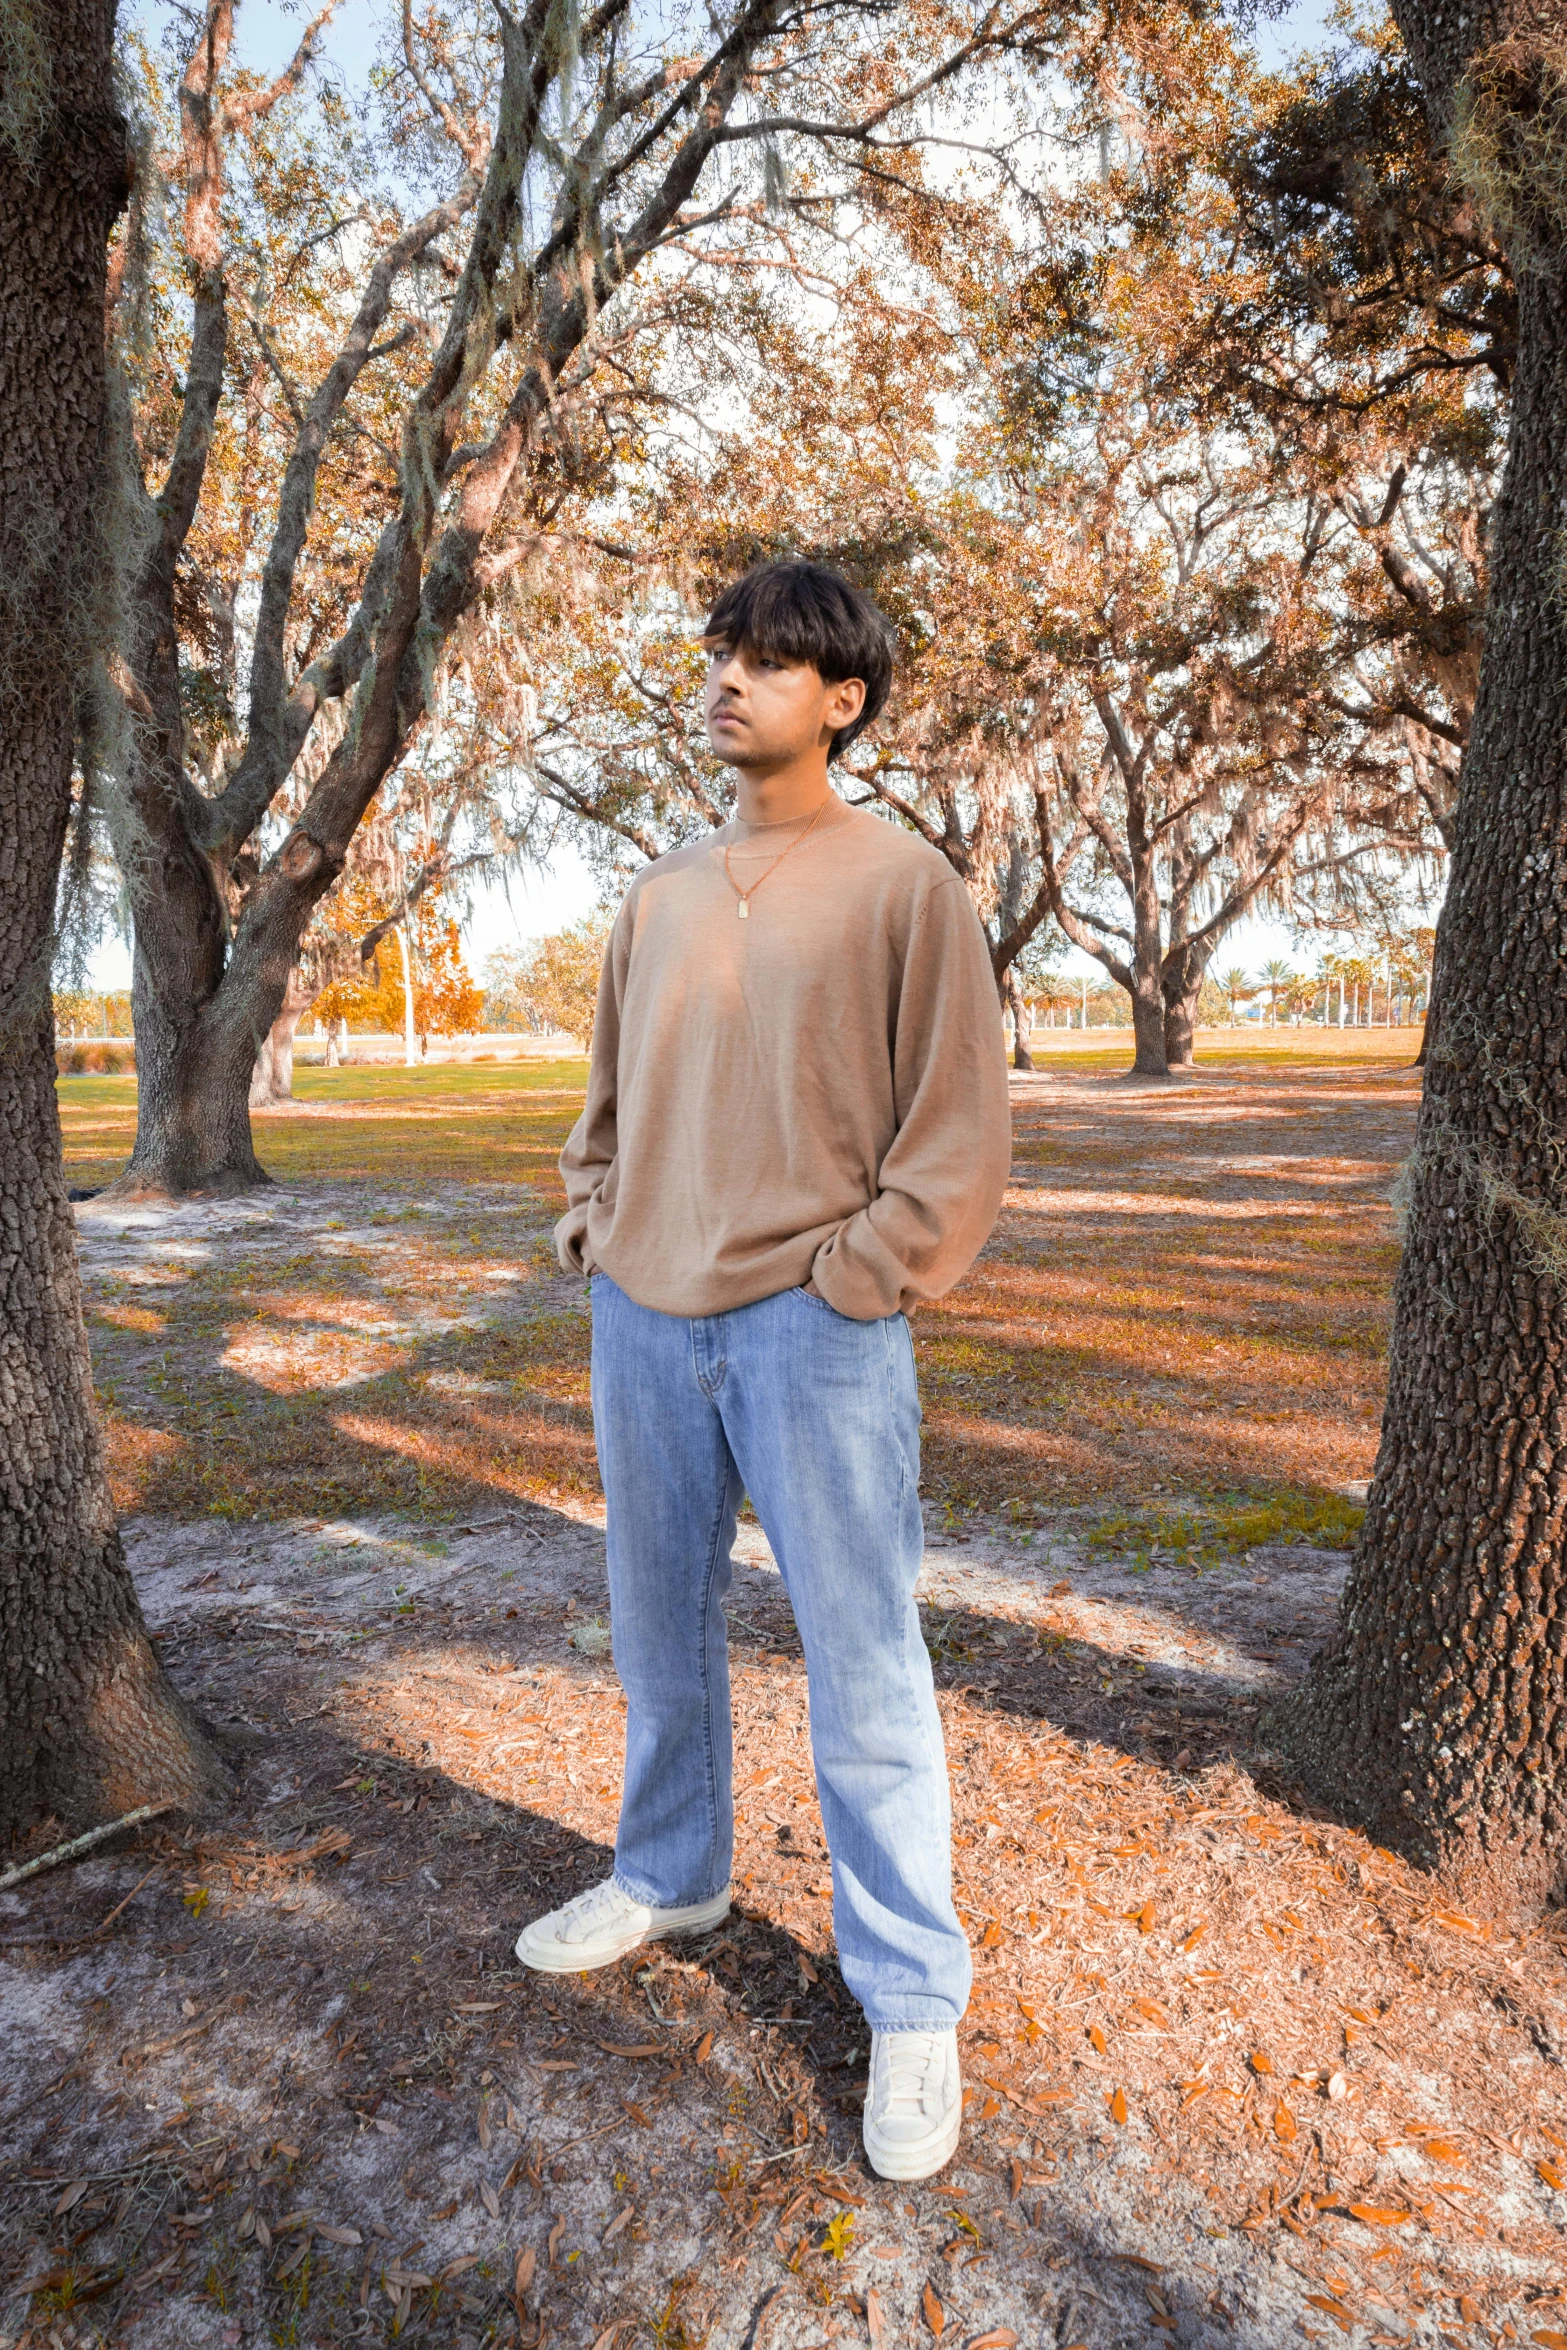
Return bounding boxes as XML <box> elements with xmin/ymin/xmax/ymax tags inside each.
<box><xmin>62</xmin><ymin>1033</ymin><xmax>1417</xmax><ymax>1538</ymax></box>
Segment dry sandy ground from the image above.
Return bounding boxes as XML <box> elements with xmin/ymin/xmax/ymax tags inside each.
<box><xmin>3</xmin><ymin>1490</ymin><xmax>1565</xmax><ymax>2350</ymax></box>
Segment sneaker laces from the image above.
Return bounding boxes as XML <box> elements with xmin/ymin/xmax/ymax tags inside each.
<box><xmin>874</xmin><ymin>2032</ymin><xmax>946</xmax><ymax>2118</ymax></box>
<box><xmin>554</xmin><ymin>1879</ymin><xmax>637</xmax><ymax>1942</ymax></box>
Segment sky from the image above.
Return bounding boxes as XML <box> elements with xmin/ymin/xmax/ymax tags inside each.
<box><xmin>91</xmin><ymin>0</ymin><xmax>1350</xmax><ymax>993</ymax></box>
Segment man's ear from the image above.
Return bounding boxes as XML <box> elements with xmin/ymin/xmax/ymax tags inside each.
<box><xmin>824</xmin><ymin>675</ymin><xmax>867</xmax><ymax>734</ymax></box>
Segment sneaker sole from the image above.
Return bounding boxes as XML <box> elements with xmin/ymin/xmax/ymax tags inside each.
<box><xmin>862</xmin><ymin>2101</ymin><xmax>963</xmax><ymax>2182</ymax></box>
<box><xmin>514</xmin><ymin>1890</ymin><xmax>731</xmax><ymax>1974</ymax></box>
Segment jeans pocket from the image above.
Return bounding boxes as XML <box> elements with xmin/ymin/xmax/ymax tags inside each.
<box><xmin>794</xmin><ymin>1284</ymin><xmax>846</xmax><ymax>1318</ymax></box>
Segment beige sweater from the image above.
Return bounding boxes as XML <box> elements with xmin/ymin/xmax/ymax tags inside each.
<box><xmin>555</xmin><ymin>793</ymin><xmax>1012</xmax><ymax>1320</ymax></box>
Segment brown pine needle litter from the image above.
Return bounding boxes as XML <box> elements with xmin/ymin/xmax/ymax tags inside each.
<box><xmin>2</xmin><ymin>1034</ymin><xmax>1561</xmax><ymax>2348</ymax></box>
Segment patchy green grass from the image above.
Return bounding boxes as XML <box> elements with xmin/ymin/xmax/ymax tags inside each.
<box><xmin>64</xmin><ymin>1044</ymin><xmax>1417</xmax><ymax>1525</ymax></box>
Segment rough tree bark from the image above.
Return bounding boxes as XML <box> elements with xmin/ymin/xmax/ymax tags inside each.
<box><xmin>0</xmin><ymin>0</ymin><xmax>229</xmax><ymax>1840</ymax></box>
<box><xmin>1277</xmin><ymin>0</ymin><xmax>1567</xmax><ymax>1918</ymax></box>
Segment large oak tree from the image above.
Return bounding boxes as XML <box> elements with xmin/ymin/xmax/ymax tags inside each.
<box><xmin>1</xmin><ymin>0</ymin><xmax>229</xmax><ymax>1841</ymax></box>
<box><xmin>1278</xmin><ymin>0</ymin><xmax>1567</xmax><ymax>1918</ymax></box>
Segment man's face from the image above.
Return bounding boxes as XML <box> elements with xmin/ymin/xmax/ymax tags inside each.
<box><xmin>702</xmin><ymin>636</ymin><xmax>865</xmax><ymax>769</ymax></box>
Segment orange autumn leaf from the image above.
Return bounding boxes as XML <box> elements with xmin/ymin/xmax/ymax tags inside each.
<box><xmin>1273</xmin><ymin>2103</ymin><xmax>1298</xmax><ymax>2144</ymax></box>
<box><xmin>1088</xmin><ymin>2023</ymin><xmax>1107</xmax><ymax>2053</ymax></box>
<box><xmin>1180</xmin><ymin>1922</ymin><xmax>1208</xmax><ymax>1952</ymax></box>
<box><xmin>1530</xmin><ymin>2332</ymin><xmax>1567</xmax><ymax>2349</ymax></box>
<box><xmin>967</xmin><ymin>2335</ymin><xmax>1018</xmax><ymax>2349</ymax></box>
<box><xmin>1134</xmin><ymin>2000</ymin><xmax>1169</xmax><ymax>2028</ymax></box>
<box><xmin>1179</xmin><ymin>2081</ymin><xmax>1209</xmax><ymax>2110</ymax></box>
<box><xmin>1249</xmin><ymin>2051</ymin><xmax>1274</xmax><ymax>2076</ymax></box>
<box><xmin>1347</xmin><ymin>2204</ymin><xmax>1412</xmax><ymax>2228</ymax></box>
<box><xmin>1536</xmin><ymin>2161</ymin><xmax>1565</xmax><ymax>2191</ymax></box>
<box><xmin>1305</xmin><ymin>2295</ymin><xmax>1356</xmax><ymax>2333</ymax></box>
<box><xmin>1125</xmin><ymin>1901</ymin><xmax>1156</xmax><ymax>1932</ymax></box>
<box><xmin>980</xmin><ymin>2094</ymin><xmax>1001</xmax><ymax>2121</ymax></box>
<box><xmin>1109</xmin><ymin>2086</ymin><xmax>1128</xmax><ymax>2124</ymax></box>
<box><xmin>1420</xmin><ymin>2138</ymin><xmax>1465</xmax><ymax>2165</ymax></box>
<box><xmin>980</xmin><ymin>1922</ymin><xmax>1003</xmax><ymax>1949</ymax></box>
<box><xmin>922</xmin><ymin>2284</ymin><xmax>945</xmax><ymax>2336</ymax></box>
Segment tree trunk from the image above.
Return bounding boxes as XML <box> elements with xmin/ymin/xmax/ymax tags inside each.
<box><xmin>1163</xmin><ymin>988</ymin><xmax>1200</xmax><ymax>1069</ymax></box>
<box><xmin>397</xmin><ymin>919</ymin><xmax>417</xmax><ymax>1068</ymax></box>
<box><xmin>1276</xmin><ymin>91</ymin><xmax>1567</xmax><ymax>1917</ymax></box>
<box><xmin>249</xmin><ymin>964</ymin><xmax>315</xmax><ymax>1107</ymax></box>
<box><xmin>1004</xmin><ymin>966</ymin><xmax>1035</xmax><ymax>1070</ymax></box>
<box><xmin>0</xmin><ymin>1</ymin><xmax>229</xmax><ymax>1840</ymax></box>
<box><xmin>115</xmin><ymin>990</ymin><xmax>273</xmax><ymax>1195</ymax></box>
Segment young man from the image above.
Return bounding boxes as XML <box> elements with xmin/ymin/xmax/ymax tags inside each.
<box><xmin>516</xmin><ymin>560</ymin><xmax>1011</xmax><ymax>2180</ymax></box>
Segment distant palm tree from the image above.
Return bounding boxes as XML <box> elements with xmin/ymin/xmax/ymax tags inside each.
<box><xmin>1219</xmin><ymin>967</ymin><xmax>1253</xmax><ymax>1026</ymax></box>
<box><xmin>1260</xmin><ymin>958</ymin><xmax>1295</xmax><ymax>1025</ymax></box>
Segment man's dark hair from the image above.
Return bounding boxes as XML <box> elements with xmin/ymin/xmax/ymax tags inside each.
<box><xmin>704</xmin><ymin>559</ymin><xmax>894</xmax><ymax>763</ymax></box>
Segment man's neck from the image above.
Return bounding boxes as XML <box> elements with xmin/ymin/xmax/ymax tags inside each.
<box><xmin>733</xmin><ymin>762</ymin><xmax>836</xmax><ymax>826</ymax></box>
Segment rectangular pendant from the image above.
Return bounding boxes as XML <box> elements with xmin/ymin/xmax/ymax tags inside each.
<box><xmin>737</xmin><ymin>898</ymin><xmax>749</xmax><ymax>919</ymax></box>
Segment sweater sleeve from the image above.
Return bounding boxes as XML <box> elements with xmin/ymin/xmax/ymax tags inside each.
<box><xmin>554</xmin><ymin>903</ymin><xmax>632</xmax><ymax>1274</ymax></box>
<box><xmin>808</xmin><ymin>876</ymin><xmax>1011</xmax><ymax>1320</ymax></box>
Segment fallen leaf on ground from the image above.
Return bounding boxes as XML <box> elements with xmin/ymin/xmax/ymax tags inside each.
<box><xmin>923</xmin><ymin>2283</ymin><xmax>945</xmax><ymax>2335</ymax></box>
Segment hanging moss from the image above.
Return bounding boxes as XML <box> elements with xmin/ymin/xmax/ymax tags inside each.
<box><xmin>0</xmin><ymin>0</ymin><xmax>51</xmax><ymax>166</ymax></box>
<box><xmin>1450</xmin><ymin>38</ymin><xmax>1567</xmax><ymax>273</ymax></box>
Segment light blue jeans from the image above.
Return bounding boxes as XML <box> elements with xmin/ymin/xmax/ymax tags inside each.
<box><xmin>590</xmin><ymin>1272</ymin><xmax>971</xmax><ymax>2029</ymax></box>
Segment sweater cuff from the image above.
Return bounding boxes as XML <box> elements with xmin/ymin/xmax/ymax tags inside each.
<box><xmin>809</xmin><ymin>1224</ymin><xmax>905</xmax><ymax>1321</ymax></box>
<box><xmin>555</xmin><ymin>1206</ymin><xmax>591</xmax><ymax>1276</ymax></box>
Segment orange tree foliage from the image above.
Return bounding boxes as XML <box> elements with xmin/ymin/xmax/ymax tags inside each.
<box><xmin>313</xmin><ymin>882</ymin><xmax>483</xmax><ymax>1039</ymax></box>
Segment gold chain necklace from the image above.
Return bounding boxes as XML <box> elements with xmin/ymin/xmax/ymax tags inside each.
<box><xmin>722</xmin><ymin>796</ymin><xmax>830</xmax><ymax>920</ymax></box>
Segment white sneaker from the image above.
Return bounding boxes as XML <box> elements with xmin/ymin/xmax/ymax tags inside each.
<box><xmin>514</xmin><ymin>1877</ymin><xmax>731</xmax><ymax>1973</ymax></box>
<box><xmin>862</xmin><ymin>2027</ymin><xmax>962</xmax><ymax>2180</ymax></box>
